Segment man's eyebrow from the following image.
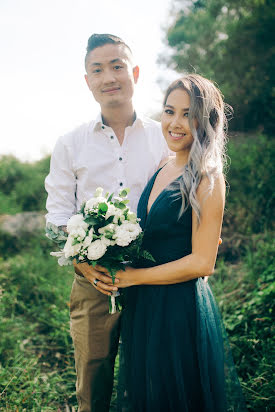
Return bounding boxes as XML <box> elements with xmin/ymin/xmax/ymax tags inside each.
<box><xmin>89</xmin><ymin>58</ymin><xmax>125</xmax><ymax>67</ymax></box>
<box><xmin>109</xmin><ymin>58</ymin><xmax>125</xmax><ymax>64</ymax></box>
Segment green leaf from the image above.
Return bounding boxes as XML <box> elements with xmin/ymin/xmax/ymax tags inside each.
<box><xmin>119</xmin><ymin>188</ymin><xmax>130</xmax><ymax>198</ymax></box>
<box><xmin>114</xmin><ymin>202</ymin><xmax>126</xmax><ymax>210</ymax></box>
<box><xmin>98</xmin><ymin>202</ymin><xmax>108</xmax><ymax>213</ymax></box>
<box><xmin>107</xmin><ymin>193</ymin><xmax>114</xmax><ymax>202</ymax></box>
<box><xmin>84</xmin><ymin>216</ymin><xmax>98</xmax><ymax>225</ymax></box>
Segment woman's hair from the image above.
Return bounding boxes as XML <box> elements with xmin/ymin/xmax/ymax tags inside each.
<box><xmin>163</xmin><ymin>74</ymin><xmax>231</xmax><ymax>220</ymax></box>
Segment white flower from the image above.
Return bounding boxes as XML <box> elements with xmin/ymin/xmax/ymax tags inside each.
<box><xmin>67</xmin><ymin>214</ymin><xmax>88</xmax><ymax>233</ymax></box>
<box><xmin>98</xmin><ymin>223</ymin><xmax>116</xmax><ymax>238</ymax></box>
<box><xmin>63</xmin><ymin>235</ymin><xmax>82</xmax><ymax>258</ymax></box>
<box><xmin>50</xmin><ymin>251</ymin><xmax>72</xmax><ymax>266</ymax></box>
<box><xmin>70</xmin><ymin>227</ymin><xmax>86</xmax><ymax>241</ymax></box>
<box><xmin>101</xmin><ymin>236</ymin><xmax>116</xmax><ymax>247</ymax></box>
<box><xmin>84</xmin><ymin>196</ymin><xmax>106</xmax><ymax>213</ymax></box>
<box><xmin>105</xmin><ymin>204</ymin><xmax>118</xmax><ymax>220</ymax></box>
<box><xmin>113</xmin><ymin>209</ymin><xmax>126</xmax><ymax>224</ymax></box>
<box><xmin>87</xmin><ymin>239</ymin><xmax>107</xmax><ymax>260</ymax></box>
<box><xmin>115</xmin><ymin>222</ymin><xmax>142</xmax><ymax>247</ymax></box>
<box><xmin>82</xmin><ymin>235</ymin><xmax>93</xmax><ymax>249</ymax></box>
<box><xmin>127</xmin><ymin>211</ymin><xmax>137</xmax><ymax>223</ymax></box>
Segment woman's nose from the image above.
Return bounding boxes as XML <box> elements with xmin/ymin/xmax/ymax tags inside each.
<box><xmin>170</xmin><ymin>115</ymin><xmax>182</xmax><ymax>128</ymax></box>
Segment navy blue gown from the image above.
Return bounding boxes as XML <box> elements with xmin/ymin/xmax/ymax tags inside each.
<box><xmin>117</xmin><ymin>168</ymin><xmax>246</xmax><ymax>412</ymax></box>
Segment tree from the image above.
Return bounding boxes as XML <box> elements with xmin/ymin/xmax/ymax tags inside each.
<box><xmin>161</xmin><ymin>0</ymin><xmax>275</xmax><ymax>133</ymax></box>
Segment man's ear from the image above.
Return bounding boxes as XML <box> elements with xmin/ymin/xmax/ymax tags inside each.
<box><xmin>133</xmin><ymin>66</ymin><xmax>139</xmax><ymax>84</ymax></box>
<box><xmin>84</xmin><ymin>74</ymin><xmax>91</xmax><ymax>90</ymax></box>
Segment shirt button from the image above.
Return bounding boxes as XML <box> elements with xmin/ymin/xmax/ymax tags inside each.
<box><xmin>119</xmin><ymin>182</ymin><xmax>123</xmax><ymax>186</ymax></box>
<box><xmin>110</xmin><ymin>135</ymin><xmax>114</xmax><ymax>139</ymax></box>
<box><xmin>119</xmin><ymin>157</ymin><xmax>122</xmax><ymax>161</ymax></box>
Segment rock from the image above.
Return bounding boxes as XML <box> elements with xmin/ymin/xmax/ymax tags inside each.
<box><xmin>0</xmin><ymin>212</ymin><xmax>45</xmax><ymax>237</ymax></box>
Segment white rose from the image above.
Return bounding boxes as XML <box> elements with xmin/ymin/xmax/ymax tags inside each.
<box><xmin>82</xmin><ymin>236</ymin><xmax>93</xmax><ymax>249</ymax></box>
<box><xmin>63</xmin><ymin>235</ymin><xmax>82</xmax><ymax>258</ymax></box>
<box><xmin>115</xmin><ymin>222</ymin><xmax>142</xmax><ymax>247</ymax></box>
<box><xmin>70</xmin><ymin>227</ymin><xmax>86</xmax><ymax>241</ymax></box>
<box><xmin>67</xmin><ymin>214</ymin><xmax>88</xmax><ymax>233</ymax></box>
<box><xmin>85</xmin><ymin>196</ymin><xmax>106</xmax><ymax>213</ymax></box>
<box><xmin>87</xmin><ymin>239</ymin><xmax>107</xmax><ymax>260</ymax></box>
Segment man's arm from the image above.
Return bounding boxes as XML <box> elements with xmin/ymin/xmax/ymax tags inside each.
<box><xmin>45</xmin><ymin>136</ymin><xmax>77</xmax><ymax>226</ymax></box>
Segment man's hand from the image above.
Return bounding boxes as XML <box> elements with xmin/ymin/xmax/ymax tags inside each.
<box><xmin>73</xmin><ymin>260</ymin><xmax>119</xmax><ymax>296</ymax></box>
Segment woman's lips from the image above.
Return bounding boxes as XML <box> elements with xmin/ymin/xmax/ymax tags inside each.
<box><xmin>169</xmin><ymin>131</ymin><xmax>186</xmax><ymax>140</ymax></box>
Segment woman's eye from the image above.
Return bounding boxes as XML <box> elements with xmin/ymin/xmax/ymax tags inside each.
<box><xmin>164</xmin><ymin>109</ymin><xmax>174</xmax><ymax>115</ymax></box>
<box><xmin>114</xmin><ymin>65</ymin><xmax>123</xmax><ymax>70</ymax></box>
<box><xmin>184</xmin><ymin>112</ymin><xmax>189</xmax><ymax>117</ymax></box>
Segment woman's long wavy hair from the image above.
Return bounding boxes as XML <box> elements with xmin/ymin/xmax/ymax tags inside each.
<box><xmin>163</xmin><ymin>74</ymin><xmax>230</xmax><ymax>220</ymax></box>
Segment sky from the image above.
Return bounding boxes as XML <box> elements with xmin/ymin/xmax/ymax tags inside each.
<box><xmin>0</xmin><ymin>0</ymin><xmax>180</xmax><ymax>161</ymax></box>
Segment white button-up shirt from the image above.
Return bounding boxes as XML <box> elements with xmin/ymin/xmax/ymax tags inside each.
<box><xmin>45</xmin><ymin>113</ymin><xmax>169</xmax><ymax>226</ymax></box>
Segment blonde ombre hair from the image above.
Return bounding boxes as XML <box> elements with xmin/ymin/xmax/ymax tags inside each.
<box><xmin>163</xmin><ymin>74</ymin><xmax>230</xmax><ymax>220</ymax></box>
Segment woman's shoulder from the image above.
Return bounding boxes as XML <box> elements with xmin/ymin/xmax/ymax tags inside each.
<box><xmin>158</xmin><ymin>155</ymin><xmax>175</xmax><ymax>169</ymax></box>
<box><xmin>197</xmin><ymin>172</ymin><xmax>225</xmax><ymax>208</ymax></box>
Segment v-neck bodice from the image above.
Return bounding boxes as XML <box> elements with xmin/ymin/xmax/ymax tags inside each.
<box><xmin>136</xmin><ymin>168</ymin><xmax>192</xmax><ymax>267</ymax></box>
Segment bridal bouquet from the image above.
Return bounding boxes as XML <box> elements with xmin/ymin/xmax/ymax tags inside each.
<box><xmin>46</xmin><ymin>187</ymin><xmax>154</xmax><ymax>313</ymax></box>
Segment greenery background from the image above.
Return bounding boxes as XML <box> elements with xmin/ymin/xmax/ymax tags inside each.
<box><xmin>0</xmin><ymin>0</ymin><xmax>274</xmax><ymax>410</ymax></box>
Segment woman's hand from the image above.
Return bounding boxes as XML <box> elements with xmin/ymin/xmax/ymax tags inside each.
<box><xmin>95</xmin><ymin>265</ymin><xmax>139</xmax><ymax>288</ymax></box>
<box><xmin>115</xmin><ymin>266</ymin><xmax>140</xmax><ymax>288</ymax></box>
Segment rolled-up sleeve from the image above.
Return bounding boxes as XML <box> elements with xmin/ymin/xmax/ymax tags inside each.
<box><xmin>45</xmin><ymin>136</ymin><xmax>77</xmax><ymax>226</ymax></box>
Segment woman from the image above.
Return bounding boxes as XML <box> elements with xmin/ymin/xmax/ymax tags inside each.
<box><xmin>107</xmin><ymin>74</ymin><xmax>246</xmax><ymax>411</ymax></box>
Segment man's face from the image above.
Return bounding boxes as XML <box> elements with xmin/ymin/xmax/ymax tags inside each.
<box><xmin>85</xmin><ymin>44</ymin><xmax>139</xmax><ymax>109</ymax></box>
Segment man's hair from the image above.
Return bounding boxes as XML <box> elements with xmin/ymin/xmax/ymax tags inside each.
<box><xmin>85</xmin><ymin>33</ymin><xmax>133</xmax><ymax>68</ymax></box>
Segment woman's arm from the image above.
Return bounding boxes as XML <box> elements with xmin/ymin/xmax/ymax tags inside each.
<box><xmin>114</xmin><ymin>174</ymin><xmax>225</xmax><ymax>287</ymax></box>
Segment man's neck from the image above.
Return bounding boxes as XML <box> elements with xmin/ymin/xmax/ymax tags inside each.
<box><xmin>101</xmin><ymin>104</ymin><xmax>136</xmax><ymax>144</ymax></box>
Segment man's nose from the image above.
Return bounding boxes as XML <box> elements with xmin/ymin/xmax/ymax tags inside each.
<box><xmin>103</xmin><ymin>69</ymin><xmax>116</xmax><ymax>84</ymax></box>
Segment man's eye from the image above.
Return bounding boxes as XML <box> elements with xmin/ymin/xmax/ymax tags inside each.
<box><xmin>93</xmin><ymin>69</ymin><xmax>101</xmax><ymax>73</ymax></box>
<box><xmin>114</xmin><ymin>65</ymin><xmax>123</xmax><ymax>70</ymax></box>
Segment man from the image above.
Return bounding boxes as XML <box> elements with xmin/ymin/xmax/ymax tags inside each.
<box><xmin>45</xmin><ymin>33</ymin><xmax>169</xmax><ymax>412</ymax></box>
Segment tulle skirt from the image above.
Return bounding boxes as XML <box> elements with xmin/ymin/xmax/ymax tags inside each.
<box><xmin>117</xmin><ymin>278</ymin><xmax>246</xmax><ymax>412</ymax></box>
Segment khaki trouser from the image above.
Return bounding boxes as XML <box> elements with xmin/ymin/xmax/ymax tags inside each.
<box><xmin>70</xmin><ymin>270</ymin><xmax>121</xmax><ymax>412</ymax></box>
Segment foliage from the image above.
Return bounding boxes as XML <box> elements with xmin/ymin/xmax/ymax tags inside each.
<box><xmin>161</xmin><ymin>0</ymin><xmax>275</xmax><ymax>133</ymax></box>
<box><xmin>0</xmin><ymin>244</ymin><xmax>77</xmax><ymax>410</ymax></box>
<box><xmin>211</xmin><ymin>231</ymin><xmax>275</xmax><ymax>411</ymax></box>
<box><xmin>225</xmin><ymin>133</ymin><xmax>274</xmax><ymax>232</ymax></box>
<box><xmin>0</xmin><ymin>155</ymin><xmax>50</xmax><ymax>214</ymax></box>
<box><xmin>0</xmin><ymin>132</ymin><xmax>274</xmax><ymax>410</ymax></box>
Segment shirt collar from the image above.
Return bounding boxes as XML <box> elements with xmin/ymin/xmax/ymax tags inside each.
<box><xmin>92</xmin><ymin>111</ymin><xmax>145</xmax><ymax>132</ymax></box>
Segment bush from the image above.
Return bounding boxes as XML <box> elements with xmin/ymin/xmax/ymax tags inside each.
<box><xmin>0</xmin><ymin>155</ymin><xmax>50</xmax><ymax>214</ymax></box>
<box><xmin>212</xmin><ymin>231</ymin><xmax>275</xmax><ymax>411</ymax></box>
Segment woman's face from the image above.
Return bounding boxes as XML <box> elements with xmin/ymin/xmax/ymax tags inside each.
<box><xmin>161</xmin><ymin>88</ymin><xmax>195</xmax><ymax>155</ymax></box>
